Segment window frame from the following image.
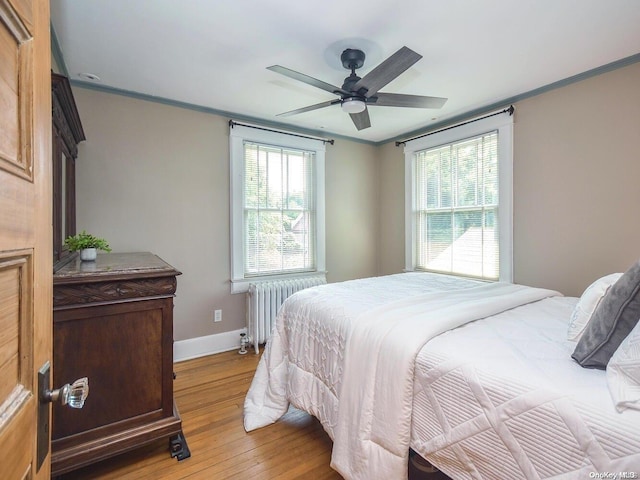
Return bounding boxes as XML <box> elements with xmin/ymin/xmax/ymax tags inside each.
<box><xmin>230</xmin><ymin>125</ymin><xmax>326</xmax><ymax>293</ymax></box>
<box><xmin>404</xmin><ymin>114</ymin><xmax>513</xmax><ymax>282</ymax></box>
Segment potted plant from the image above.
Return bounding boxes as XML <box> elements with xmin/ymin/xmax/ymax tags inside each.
<box><xmin>64</xmin><ymin>230</ymin><xmax>112</xmax><ymax>261</ymax></box>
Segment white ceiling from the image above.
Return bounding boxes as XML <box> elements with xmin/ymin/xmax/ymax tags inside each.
<box><xmin>51</xmin><ymin>0</ymin><xmax>640</xmax><ymax>144</ymax></box>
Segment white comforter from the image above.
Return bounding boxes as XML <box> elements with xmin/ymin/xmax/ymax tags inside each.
<box><xmin>412</xmin><ymin>296</ymin><xmax>640</xmax><ymax>478</ymax></box>
<box><xmin>244</xmin><ymin>273</ymin><xmax>559</xmax><ymax>480</ymax></box>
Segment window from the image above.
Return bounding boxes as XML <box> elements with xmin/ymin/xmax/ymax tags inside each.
<box><xmin>230</xmin><ymin>125</ymin><xmax>325</xmax><ymax>293</ymax></box>
<box><xmin>404</xmin><ymin>114</ymin><xmax>513</xmax><ymax>281</ymax></box>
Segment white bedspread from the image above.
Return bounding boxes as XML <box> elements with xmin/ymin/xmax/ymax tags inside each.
<box><xmin>330</xmin><ymin>282</ymin><xmax>560</xmax><ymax>480</ymax></box>
<box><xmin>412</xmin><ymin>296</ymin><xmax>640</xmax><ymax>478</ymax></box>
<box><xmin>244</xmin><ymin>273</ymin><xmax>560</xmax><ymax>480</ymax></box>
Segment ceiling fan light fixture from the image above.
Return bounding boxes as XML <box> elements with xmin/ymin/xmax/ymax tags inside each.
<box><xmin>341</xmin><ymin>98</ymin><xmax>366</xmax><ymax>114</ymax></box>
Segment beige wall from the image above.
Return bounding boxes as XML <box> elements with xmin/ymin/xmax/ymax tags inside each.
<box><xmin>377</xmin><ymin>141</ymin><xmax>406</xmax><ymax>276</ymax></box>
<box><xmin>378</xmin><ymin>62</ymin><xmax>640</xmax><ymax>297</ymax></box>
<box><xmin>51</xmin><ymin>54</ymin><xmax>61</xmax><ymax>74</ymax></box>
<box><xmin>325</xmin><ymin>140</ymin><xmax>380</xmax><ymax>282</ymax></box>
<box><xmin>72</xmin><ymin>89</ymin><xmax>379</xmax><ymax>341</ymax></box>
<box><xmin>512</xmin><ymin>62</ymin><xmax>640</xmax><ymax>295</ymax></box>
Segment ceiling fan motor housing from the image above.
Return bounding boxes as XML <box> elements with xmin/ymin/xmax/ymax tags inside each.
<box><xmin>340</xmin><ymin>49</ymin><xmax>368</xmax><ymax>97</ymax></box>
<box><xmin>341</xmin><ymin>75</ymin><xmax>363</xmax><ymax>94</ymax></box>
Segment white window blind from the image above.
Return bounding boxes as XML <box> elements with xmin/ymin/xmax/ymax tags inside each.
<box><xmin>404</xmin><ymin>113</ymin><xmax>513</xmax><ymax>282</ymax></box>
<box><xmin>244</xmin><ymin>142</ymin><xmax>316</xmax><ymax>276</ymax></box>
<box><xmin>414</xmin><ymin>132</ymin><xmax>499</xmax><ymax>279</ymax></box>
<box><xmin>230</xmin><ymin>124</ymin><xmax>326</xmax><ymax>293</ymax></box>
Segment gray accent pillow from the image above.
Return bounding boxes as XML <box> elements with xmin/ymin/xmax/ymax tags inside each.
<box><xmin>572</xmin><ymin>260</ymin><xmax>640</xmax><ymax>369</ymax></box>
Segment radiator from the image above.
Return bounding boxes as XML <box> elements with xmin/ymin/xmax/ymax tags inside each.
<box><xmin>246</xmin><ymin>275</ymin><xmax>326</xmax><ymax>354</ymax></box>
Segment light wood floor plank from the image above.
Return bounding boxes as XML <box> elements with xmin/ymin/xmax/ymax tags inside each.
<box><xmin>58</xmin><ymin>350</ymin><xmax>343</xmax><ymax>480</ymax></box>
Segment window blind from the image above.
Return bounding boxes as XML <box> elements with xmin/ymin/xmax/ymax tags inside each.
<box><xmin>244</xmin><ymin>142</ymin><xmax>316</xmax><ymax>276</ymax></box>
<box><xmin>414</xmin><ymin>131</ymin><xmax>499</xmax><ymax>279</ymax></box>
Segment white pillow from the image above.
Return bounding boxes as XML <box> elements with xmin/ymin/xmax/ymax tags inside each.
<box><xmin>606</xmin><ymin>319</ymin><xmax>640</xmax><ymax>412</ymax></box>
<box><xmin>567</xmin><ymin>273</ymin><xmax>623</xmax><ymax>342</ymax></box>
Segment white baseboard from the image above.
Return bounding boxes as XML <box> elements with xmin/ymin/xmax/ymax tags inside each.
<box><xmin>174</xmin><ymin>328</ymin><xmax>247</xmax><ymax>363</ymax></box>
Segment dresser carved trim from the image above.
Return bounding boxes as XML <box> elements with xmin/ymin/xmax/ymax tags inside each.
<box><xmin>54</xmin><ymin>276</ymin><xmax>178</xmax><ymax>306</ymax></box>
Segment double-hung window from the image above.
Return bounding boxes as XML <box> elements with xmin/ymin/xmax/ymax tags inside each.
<box><xmin>404</xmin><ymin>114</ymin><xmax>513</xmax><ymax>281</ymax></box>
<box><xmin>230</xmin><ymin>125</ymin><xmax>326</xmax><ymax>293</ymax></box>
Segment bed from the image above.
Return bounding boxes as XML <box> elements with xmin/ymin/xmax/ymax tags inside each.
<box><xmin>243</xmin><ymin>271</ymin><xmax>640</xmax><ymax>479</ymax></box>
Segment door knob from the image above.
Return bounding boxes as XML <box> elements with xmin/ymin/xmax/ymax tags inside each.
<box><xmin>43</xmin><ymin>377</ymin><xmax>89</xmax><ymax>408</ymax></box>
<box><xmin>37</xmin><ymin>362</ymin><xmax>90</xmax><ymax>470</ymax></box>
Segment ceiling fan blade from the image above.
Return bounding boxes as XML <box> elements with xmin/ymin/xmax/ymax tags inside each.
<box><xmin>349</xmin><ymin>108</ymin><xmax>371</xmax><ymax>131</ymax></box>
<box><xmin>354</xmin><ymin>46</ymin><xmax>422</xmax><ymax>97</ymax></box>
<box><xmin>369</xmin><ymin>93</ymin><xmax>447</xmax><ymax>109</ymax></box>
<box><xmin>276</xmin><ymin>99</ymin><xmax>339</xmax><ymax>117</ymax></box>
<box><xmin>267</xmin><ymin>65</ymin><xmax>348</xmax><ymax>96</ymax></box>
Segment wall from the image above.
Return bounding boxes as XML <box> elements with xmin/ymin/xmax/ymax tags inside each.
<box><xmin>378</xmin><ymin>62</ymin><xmax>640</xmax><ymax>296</ymax></box>
<box><xmin>512</xmin><ymin>62</ymin><xmax>640</xmax><ymax>295</ymax></box>
<box><xmin>72</xmin><ymin>88</ymin><xmax>379</xmax><ymax>342</ymax></box>
<box><xmin>377</xmin><ymin>141</ymin><xmax>406</xmax><ymax>276</ymax></box>
<box><xmin>325</xmin><ymin>140</ymin><xmax>380</xmax><ymax>282</ymax></box>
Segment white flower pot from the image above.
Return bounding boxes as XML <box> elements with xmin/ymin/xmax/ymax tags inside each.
<box><xmin>80</xmin><ymin>248</ymin><xmax>97</xmax><ymax>261</ymax></box>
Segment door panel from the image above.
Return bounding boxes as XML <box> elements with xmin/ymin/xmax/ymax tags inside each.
<box><xmin>0</xmin><ymin>0</ymin><xmax>33</xmax><ymax>180</ymax></box>
<box><xmin>0</xmin><ymin>0</ymin><xmax>52</xmax><ymax>478</ymax></box>
<box><xmin>0</xmin><ymin>254</ymin><xmax>32</xmax><ymax>403</ymax></box>
<box><xmin>1</xmin><ymin>398</ymin><xmax>35</xmax><ymax>480</ymax></box>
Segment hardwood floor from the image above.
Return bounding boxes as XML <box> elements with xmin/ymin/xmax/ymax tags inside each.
<box><xmin>59</xmin><ymin>350</ymin><xmax>343</xmax><ymax>479</ymax></box>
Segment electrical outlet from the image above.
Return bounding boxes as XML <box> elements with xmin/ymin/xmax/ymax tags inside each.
<box><xmin>214</xmin><ymin>309</ymin><xmax>222</xmax><ymax>323</ymax></box>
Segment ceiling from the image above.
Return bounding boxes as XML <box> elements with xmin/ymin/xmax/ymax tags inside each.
<box><xmin>50</xmin><ymin>0</ymin><xmax>640</xmax><ymax>144</ymax></box>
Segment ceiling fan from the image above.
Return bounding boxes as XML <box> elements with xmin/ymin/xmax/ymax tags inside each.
<box><xmin>267</xmin><ymin>46</ymin><xmax>447</xmax><ymax>131</ymax></box>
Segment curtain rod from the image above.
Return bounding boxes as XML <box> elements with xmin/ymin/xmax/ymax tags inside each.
<box><xmin>395</xmin><ymin>105</ymin><xmax>515</xmax><ymax>147</ymax></box>
<box><xmin>229</xmin><ymin>120</ymin><xmax>335</xmax><ymax>145</ymax></box>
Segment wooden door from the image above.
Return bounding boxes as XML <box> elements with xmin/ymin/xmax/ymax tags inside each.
<box><xmin>0</xmin><ymin>0</ymin><xmax>52</xmax><ymax>479</ymax></box>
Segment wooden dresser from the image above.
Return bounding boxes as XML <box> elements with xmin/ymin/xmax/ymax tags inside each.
<box><xmin>52</xmin><ymin>252</ymin><xmax>189</xmax><ymax>476</ymax></box>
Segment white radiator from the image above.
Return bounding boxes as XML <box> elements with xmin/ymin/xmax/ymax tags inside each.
<box><xmin>246</xmin><ymin>275</ymin><xmax>326</xmax><ymax>354</ymax></box>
